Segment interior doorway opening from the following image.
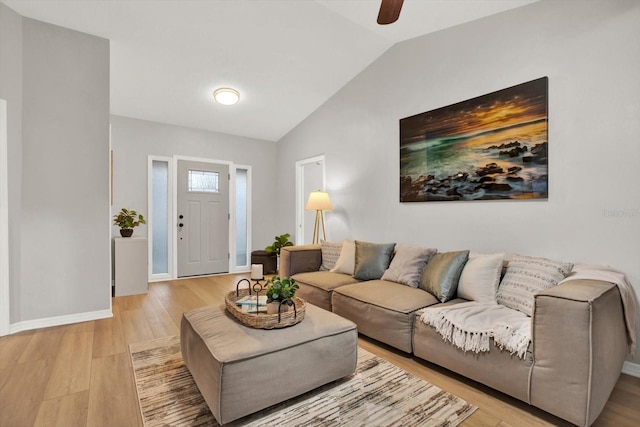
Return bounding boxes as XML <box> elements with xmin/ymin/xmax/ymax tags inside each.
<box><xmin>0</xmin><ymin>99</ymin><xmax>9</xmax><ymax>336</ymax></box>
<box><xmin>295</xmin><ymin>155</ymin><xmax>326</xmax><ymax>245</ymax></box>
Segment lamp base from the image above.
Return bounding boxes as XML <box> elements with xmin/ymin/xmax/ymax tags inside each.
<box><xmin>311</xmin><ymin>210</ymin><xmax>326</xmax><ymax>245</ymax></box>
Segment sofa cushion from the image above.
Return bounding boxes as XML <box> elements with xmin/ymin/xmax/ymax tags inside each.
<box><xmin>497</xmin><ymin>254</ymin><xmax>574</xmax><ymax>316</ymax></box>
<box><xmin>353</xmin><ymin>241</ymin><xmax>396</xmax><ymax>280</ymax></box>
<box><xmin>419</xmin><ymin>250</ymin><xmax>470</xmax><ymax>302</ymax></box>
<box><xmin>293</xmin><ymin>271</ymin><xmax>360</xmax><ymax>292</ymax></box>
<box><xmin>319</xmin><ymin>240</ymin><xmax>342</xmax><ymax>271</ymax></box>
<box><xmin>292</xmin><ymin>271</ymin><xmax>360</xmax><ymax>311</ymax></box>
<box><xmin>381</xmin><ymin>244</ymin><xmax>437</xmax><ymax>288</ymax></box>
<box><xmin>330</xmin><ymin>239</ymin><xmax>356</xmax><ymax>275</ymax></box>
<box><xmin>334</xmin><ymin>280</ymin><xmax>439</xmax><ymax>314</ymax></box>
<box><xmin>457</xmin><ymin>252</ymin><xmax>505</xmax><ymax>303</ymax></box>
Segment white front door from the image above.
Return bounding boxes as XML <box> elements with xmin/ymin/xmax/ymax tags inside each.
<box><xmin>177</xmin><ymin>160</ymin><xmax>229</xmax><ymax>277</ymax></box>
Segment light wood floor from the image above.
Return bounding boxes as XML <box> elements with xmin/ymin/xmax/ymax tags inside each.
<box><xmin>1</xmin><ymin>274</ymin><xmax>639</xmax><ymax>426</ymax></box>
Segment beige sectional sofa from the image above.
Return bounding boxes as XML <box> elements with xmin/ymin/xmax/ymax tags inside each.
<box><xmin>280</xmin><ymin>244</ymin><xmax>631</xmax><ymax>427</ymax></box>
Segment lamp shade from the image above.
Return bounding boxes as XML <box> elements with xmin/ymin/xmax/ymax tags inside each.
<box><xmin>305</xmin><ymin>191</ymin><xmax>333</xmax><ymax>211</ymax></box>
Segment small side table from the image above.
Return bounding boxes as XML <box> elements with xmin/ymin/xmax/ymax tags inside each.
<box><xmin>114</xmin><ymin>236</ymin><xmax>148</xmax><ymax>297</ymax></box>
<box><xmin>250</xmin><ymin>250</ymin><xmax>277</xmax><ymax>274</ymax></box>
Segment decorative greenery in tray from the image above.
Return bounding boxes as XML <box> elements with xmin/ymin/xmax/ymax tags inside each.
<box><xmin>265</xmin><ymin>276</ymin><xmax>299</xmax><ymax>303</ymax></box>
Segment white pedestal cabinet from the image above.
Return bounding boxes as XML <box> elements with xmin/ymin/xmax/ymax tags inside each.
<box><xmin>114</xmin><ymin>236</ymin><xmax>148</xmax><ymax>297</ymax></box>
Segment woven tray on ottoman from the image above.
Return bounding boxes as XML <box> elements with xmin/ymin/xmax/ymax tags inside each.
<box><xmin>225</xmin><ymin>289</ymin><xmax>306</xmax><ymax>329</ymax></box>
<box><xmin>180</xmin><ymin>303</ymin><xmax>357</xmax><ymax>425</ymax></box>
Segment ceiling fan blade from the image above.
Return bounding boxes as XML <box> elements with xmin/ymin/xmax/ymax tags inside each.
<box><xmin>377</xmin><ymin>0</ymin><xmax>404</xmax><ymax>25</ymax></box>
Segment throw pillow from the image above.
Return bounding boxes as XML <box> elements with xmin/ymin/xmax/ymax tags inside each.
<box><xmin>419</xmin><ymin>250</ymin><xmax>470</xmax><ymax>302</ymax></box>
<box><xmin>497</xmin><ymin>254</ymin><xmax>574</xmax><ymax>316</ymax></box>
<box><xmin>320</xmin><ymin>240</ymin><xmax>342</xmax><ymax>271</ymax></box>
<box><xmin>457</xmin><ymin>252</ymin><xmax>505</xmax><ymax>303</ymax></box>
<box><xmin>330</xmin><ymin>240</ymin><xmax>356</xmax><ymax>275</ymax></box>
<box><xmin>353</xmin><ymin>241</ymin><xmax>396</xmax><ymax>281</ymax></box>
<box><xmin>381</xmin><ymin>244</ymin><xmax>437</xmax><ymax>288</ymax></box>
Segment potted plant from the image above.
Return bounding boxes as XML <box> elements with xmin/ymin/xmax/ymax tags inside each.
<box><xmin>113</xmin><ymin>208</ymin><xmax>146</xmax><ymax>237</ymax></box>
<box><xmin>265</xmin><ymin>233</ymin><xmax>294</xmax><ymax>256</ymax></box>
<box><xmin>265</xmin><ymin>276</ymin><xmax>299</xmax><ymax>314</ymax></box>
<box><xmin>265</xmin><ymin>233</ymin><xmax>293</xmax><ymax>272</ymax></box>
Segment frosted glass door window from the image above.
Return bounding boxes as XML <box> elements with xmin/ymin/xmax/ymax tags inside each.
<box><xmin>152</xmin><ymin>160</ymin><xmax>169</xmax><ymax>274</ymax></box>
<box><xmin>188</xmin><ymin>170</ymin><xmax>219</xmax><ymax>193</ymax></box>
<box><xmin>235</xmin><ymin>169</ymin><xmax>248</xmax><ymax>266</ymax></box>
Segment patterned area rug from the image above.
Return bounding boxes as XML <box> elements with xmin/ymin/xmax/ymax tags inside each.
<box><xmin>129</xmin><ymin>336</ymin><xmax>477</xmax><ymax>427</ymax></box>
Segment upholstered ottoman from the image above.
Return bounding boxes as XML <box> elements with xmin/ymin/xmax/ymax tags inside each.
<box><xmin>180</xmin><ymin>303</ymin><xmax>358</xmax><ymax>425</ymax></box>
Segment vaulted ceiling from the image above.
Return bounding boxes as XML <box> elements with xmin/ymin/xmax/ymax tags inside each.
<box><xmin>3</xmin><ymin>0</ymin><xmax>537</xmax><ymax>141</ymax></box>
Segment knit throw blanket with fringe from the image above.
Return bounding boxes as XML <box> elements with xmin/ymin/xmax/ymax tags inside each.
<box><xmin>419</xmin><ymin>302</ymin><xmax>531</xmax><ymax>359</ymax></box>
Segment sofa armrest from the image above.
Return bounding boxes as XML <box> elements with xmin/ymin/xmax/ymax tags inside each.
<box><xmin>530</xmin><ymin>279</ymin><xmax>627</xmax><ymax>426</ymax></box>
<box><xmin>279</xmin><ymin>245</ymin><xmax>322</xmax><ymax>277</ymax></box>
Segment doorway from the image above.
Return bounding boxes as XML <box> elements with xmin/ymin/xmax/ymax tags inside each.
<box><xmin>0</xmin><ymin>99</ymin><xmax>9</xmax><ymax>336</ymax></box>
<box><xmin>148</xmin><ymin>156</ymin><xmax>251</xmax><ymax>280</ymax></box>
<box><xmin>295</xmin><ymin>155</ymin><xmax>326</xmax><ymax>245</ymax></box>
<box><xmin>176</xmin><ymin>160</ymin><xmax>230</xmax><ymax>277</ymax></box>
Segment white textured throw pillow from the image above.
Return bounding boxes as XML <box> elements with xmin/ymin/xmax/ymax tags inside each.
<box><xmin>330</xmin><ymin>240</ymin><xmax>356</xmax><ymax>275</ymax></box>
<box><xmin>320</xmin><ymin>241</ymin><xmax>342</xmax><ymax>271</ymax></box>
<box><xmin>381</xmin><ymin>244</ymin><xmax>437</xmax><ymax>288</ymax></box>
<box><xmin>457</xmin><ymin>252</ymin><xmax>505</xmax><ymax>303</ymax></box>
<box><xmin>497</xmin><ymin>254</ymin><xmax>574</xmax><ymax>316</ymax></box>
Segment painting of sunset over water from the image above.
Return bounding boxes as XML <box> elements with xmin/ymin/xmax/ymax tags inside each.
<box><xmin>400</xmin><ymin>77</ymin><xmax>548</xmax><ymax>202</ymax></box>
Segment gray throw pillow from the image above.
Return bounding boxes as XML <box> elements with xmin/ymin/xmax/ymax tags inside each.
<box><xmin>381</xmin><ymin>244</ymin><xmax>437</xmax><ymax>288</ymax></box>
<box><xmin>353</xmin><ymin>241</ymin><xmax>396</xmax><ymax>281</ymax></box>
<box><xmin>419</xmin><ymin>250</ymin><xmax>470</xmax><ymax>302</ymax></box>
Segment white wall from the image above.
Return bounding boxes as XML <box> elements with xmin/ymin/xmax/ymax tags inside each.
<box><xmin>276</xmin><ymin>0</ymin><xmax>640</xmax><ymax>363</ymax></box>
<box><xmin>0</xmin><ymin>4</ymin><xmax>111</xmax><ymax>330</ymax></box>
<box><xmin>2</xmin><ymin>4</ymin><xmax>112</xmax><ymax>326</ymax></box>
<box><xmin>110</xmin><ymin>115</ymin><xmax>279</xmax><ymax>253</ymax></box>
<box><xmin>18</xmin><ymin>18</ymin><xmax>111</xmax><ymax>322</ymax></box>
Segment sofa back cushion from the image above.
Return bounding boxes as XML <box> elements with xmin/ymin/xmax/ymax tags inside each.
<box><xmin>330</xmin><ymin>240</ymin><xmax>356</xmax><ymax>275</ymax></box>
<box><xmin>353</xmin><ymin>241</ymin><xmax>396</xmax><ymax>280</ymax></box>
<box><xmin>497</xmin><ymin>254</ymin><xmax>574</xmax><ymax>316</ymax></box>
<box><xmin>419</xmin><ymin>250</ymin><xmax>469</xmax><ymax>302</ymax></box>
<box><xmin>457</xmin><ymin>252</ymin><xmax>505</xmax><ymax>303</ymax></box>
<box><xmin>320</xmin><ymin>240</ymin><xmax>343</xmax><ymax>271</ymax></box>
<box><xmin>381</xmin><ymin>244</ymin><xmax>437</xmax><ymax>288</ymax></box>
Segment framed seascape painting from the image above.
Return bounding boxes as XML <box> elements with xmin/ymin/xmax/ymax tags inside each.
<box><xmin>400</xmin><ymin>77</ymin><xmax>548</xmax><ymax>202</ymax></box>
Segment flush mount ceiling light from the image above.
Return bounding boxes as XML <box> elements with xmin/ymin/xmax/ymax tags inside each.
<box><xmin>213</xmin><ymin>87</ymin><xmax>240</xmax><ymax>105</ymax></box>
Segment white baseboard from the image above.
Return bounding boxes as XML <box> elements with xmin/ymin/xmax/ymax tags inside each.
<box><xmin>622</xmin><ymin>361</ymin><xmax>640</xmax><ymax>378</ymax></box>
<box><xmin>8</xmin><ymin>309</ymin><xmax>113</xmax><ymax>334</ymax></box>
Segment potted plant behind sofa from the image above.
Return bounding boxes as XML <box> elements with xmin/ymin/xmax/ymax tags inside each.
<box><xmin>265</xmin><ymin>275</ymin><xmax>299</xmax><ymax>314</ymax></box>
<box><xmin>113</xmin><ymin>208</ymin><xmax>146</xmax><ymax>237</ymax></box>
<box><xmin>265</xmin><ymin>233</ymin><xmax>293</xmax><ymax>272</ymax></box>
<box><xmin>265</xmin><ymin>233</ymin><xmax>293</xmax><ymax>256</ymax></box>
